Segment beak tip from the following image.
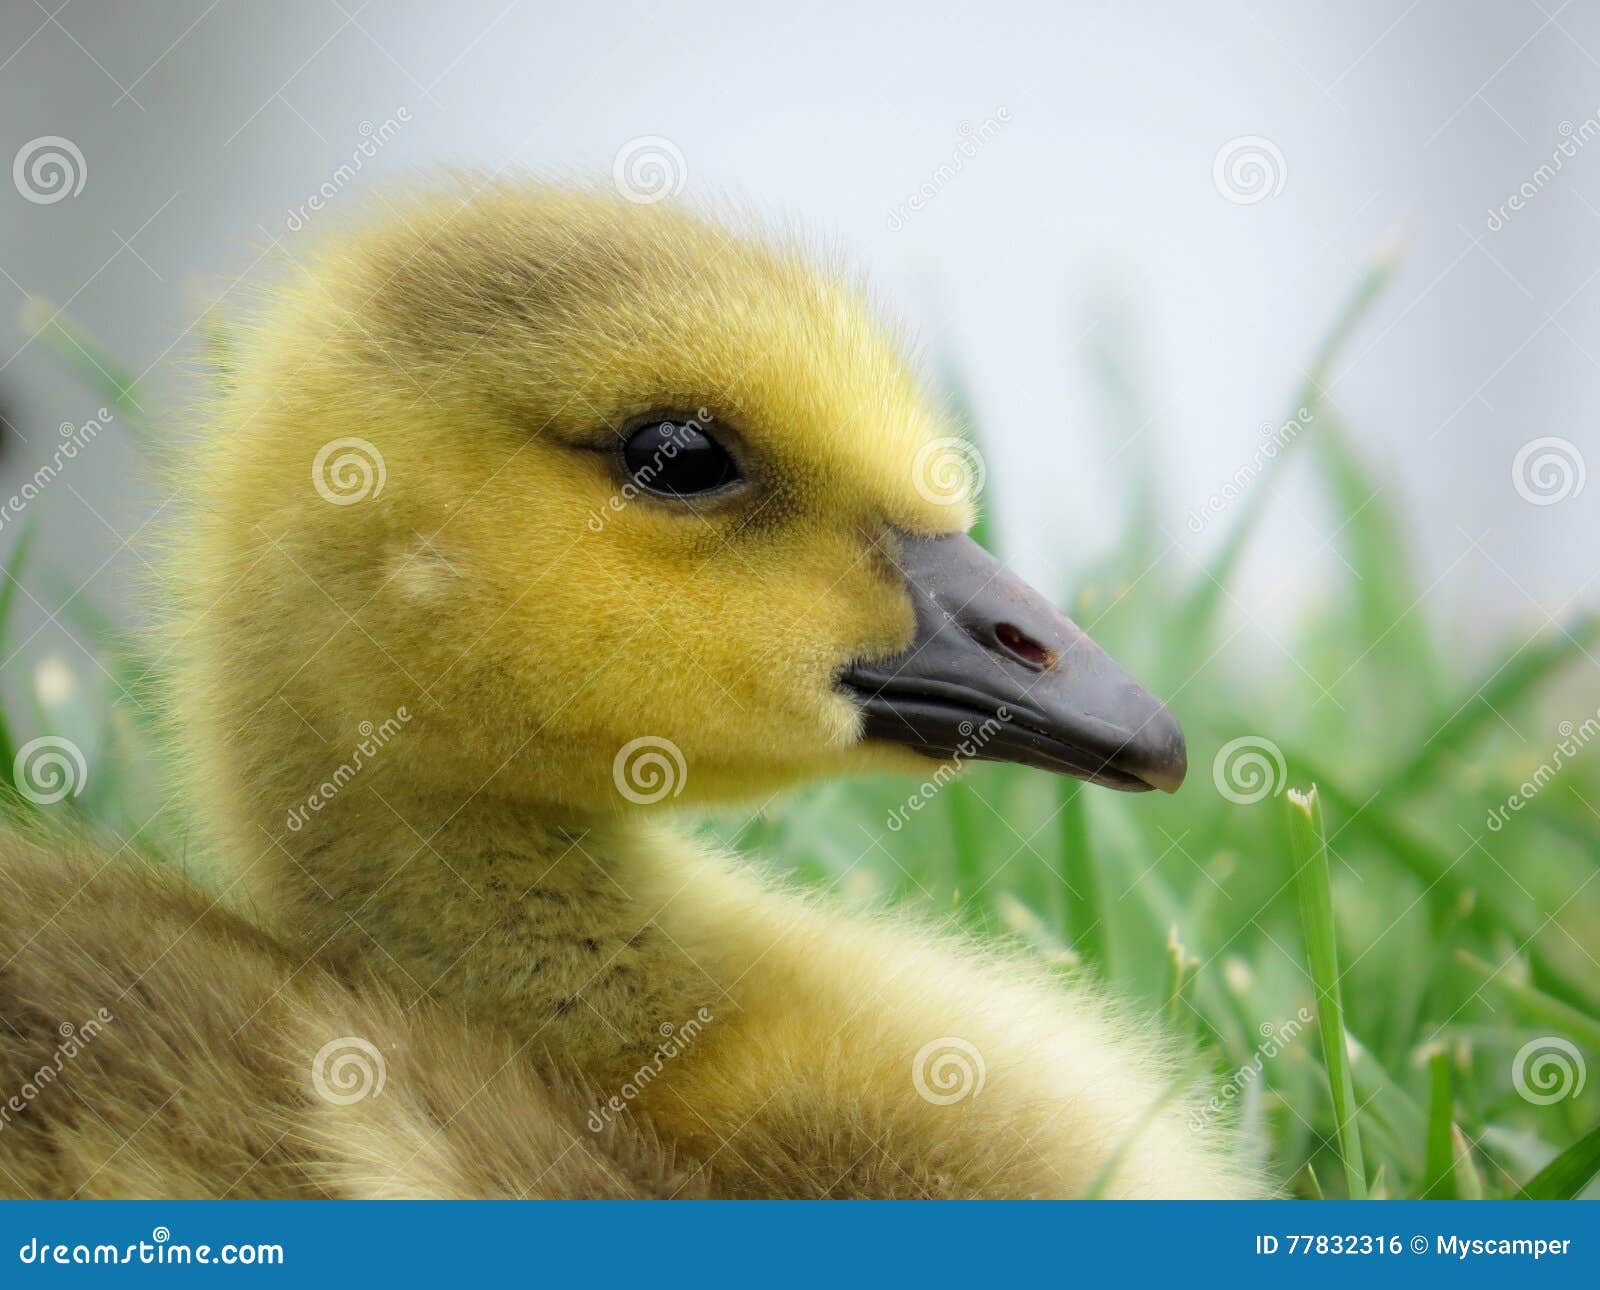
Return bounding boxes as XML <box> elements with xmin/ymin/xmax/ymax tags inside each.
<box><xmin>1129</xmin><ymin>707</ymin><xmax>1187</xmax><ymax>794</ymax></box>
<box><xmin>1146</xmin><ymin>755</ymin><xmax>1187</xmax><ymax>795</ymax></box>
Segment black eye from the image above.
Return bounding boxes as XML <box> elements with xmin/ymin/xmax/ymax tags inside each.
<box><xmin>621</xmin><ymin>417</ymin><xmax>743</xmax><ymax>498</ymax></box>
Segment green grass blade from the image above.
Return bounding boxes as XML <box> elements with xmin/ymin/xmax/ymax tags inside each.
<box><xmin>1287</xmin><ymin>785</ymin><xmax>1367</xmax><ymax>1198</ymax></box>
<box><xmin>0</xmin><ymin>517</ymin><xmax>40</xmax><ymax>790</ymax></box>
<box><xmin>943</xmin><ymin>777</ymin><xmax>989</xmax><ymax>926</ymax></box>
<box><xmin>1287</xmin><ymin>751</ymin><xmax>1545</xmax><ymax>945</ymax></box>
<box><xmin>1451</xmin><ymin>1124</ymin><xmax>1486</xmax><ymax>1200</ymax></box>
<box><xmin>1369</xmin><ymin>1163</ymin><xmax>1390</xmax><ymax>1199</ymax></box>
<box><xmin>1057</xmin><ymin>782</ymin><xmax>1106</xmax><ymax>970</ymax></box>
<box><xmin>1080</xmin><ymin>293</ymin><xmax>1161</xmax><ymax>570</ymax></box>
<box><xmin>1303</xmin><ymin>1163</ymin><xmax>1326</xmax><ymax>1199</ymax></box>
<box><xmin>1346</xmin><ymin>1037</ymin><xmax>1425</xmax><ymax>1175</ymax></box>
<box><xmin>1299</xmin><ymin>775</ymin><xmax>1599</xmax><ymax>1020</ymax></box>
<box><xmin>1387</xmin><ymin>615</ymin><xmax>1600</xmax><ymax>793</ymax></box>
<box><xmin>0</xmin><ymin>514</ymin><xmax>38</xmax><ymax>638</ymax></box>
<box><xmin>1164</xmin><ymin>925</ymin><xmax>1199</xmax><ymax>1031</ymax></box>
<box><xmin>1175</xmin><ymin>248</ymin><xmax>1398</xmax><ymax>639</ymax></box>
<box><xmin>1311</xmin><ymin>409</ymin><xmax>1440</xmax><ymax>713</ymax></box>
<box><xmin>20</xmin><ymin>298</ymin><xmax>147</xmax><ymax>430</ymax></box>
<box><xmin>1424</xmin><ymin>1050</ymin><xmax>1456</xmax><ymax>1199</ymax></box>
<box><xmin>1455</xmin><ymin>951</ymin><xmax>1600</xmax><ymax>1053</ymax></box>
<box><xmin>1518</xmin><ymin>1120</ymin><xmax>1600</xmax><ymax>1199</ymax></box>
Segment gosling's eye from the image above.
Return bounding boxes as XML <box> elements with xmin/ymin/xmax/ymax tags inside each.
<box><xmin>621</xmin><ymin>418</ymin><xmax>744</xmax><ymax>497</ymax></box>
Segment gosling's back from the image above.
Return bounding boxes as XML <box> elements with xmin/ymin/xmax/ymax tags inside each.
<box><xmin>0</xmin><ymin>833</ymin><xmax>698</xmax><ymax>1198</ymax></box>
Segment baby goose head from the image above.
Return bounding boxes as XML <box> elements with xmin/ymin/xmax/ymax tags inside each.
<box><xmin>189</xmin><ymin>184</ymin><xmax>1183</xmax><ymax>823</ymax></box>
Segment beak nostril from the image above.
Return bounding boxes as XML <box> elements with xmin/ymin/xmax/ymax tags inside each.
<box><xmin>994</xmin><ymin>622</ymin><xmax>1058</xmax><ymax>671</ymax></box>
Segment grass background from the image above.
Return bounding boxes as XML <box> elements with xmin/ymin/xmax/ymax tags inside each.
<box><xmin>4</xmin><ymin>257</ymin><xmax>1599</xmax><ymax>1199</ymax></box>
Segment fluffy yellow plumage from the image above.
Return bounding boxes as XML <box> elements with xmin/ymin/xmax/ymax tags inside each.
<box><xmin>0</xmin><ymin>181</ymin><xmax>1258</xmax><ymax>1198</ymax></box>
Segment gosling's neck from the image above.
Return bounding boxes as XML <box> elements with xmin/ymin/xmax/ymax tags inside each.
<box><xmin>235</xmin><ymin>766</ymin><xmax>715</xmax><ymax>1077</ymax></box>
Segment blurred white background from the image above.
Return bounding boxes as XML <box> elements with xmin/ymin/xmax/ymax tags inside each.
<box><xmin>1</xmin><ymin>0</ymin><xmax>1596</xmax><ymax>668</ymax></box>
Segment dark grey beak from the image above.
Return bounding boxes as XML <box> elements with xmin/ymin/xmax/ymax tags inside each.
<box><xmin>840</xmin><ymin>533</ymin><xmax>1187</xmax><ymax>793</ymax></box>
